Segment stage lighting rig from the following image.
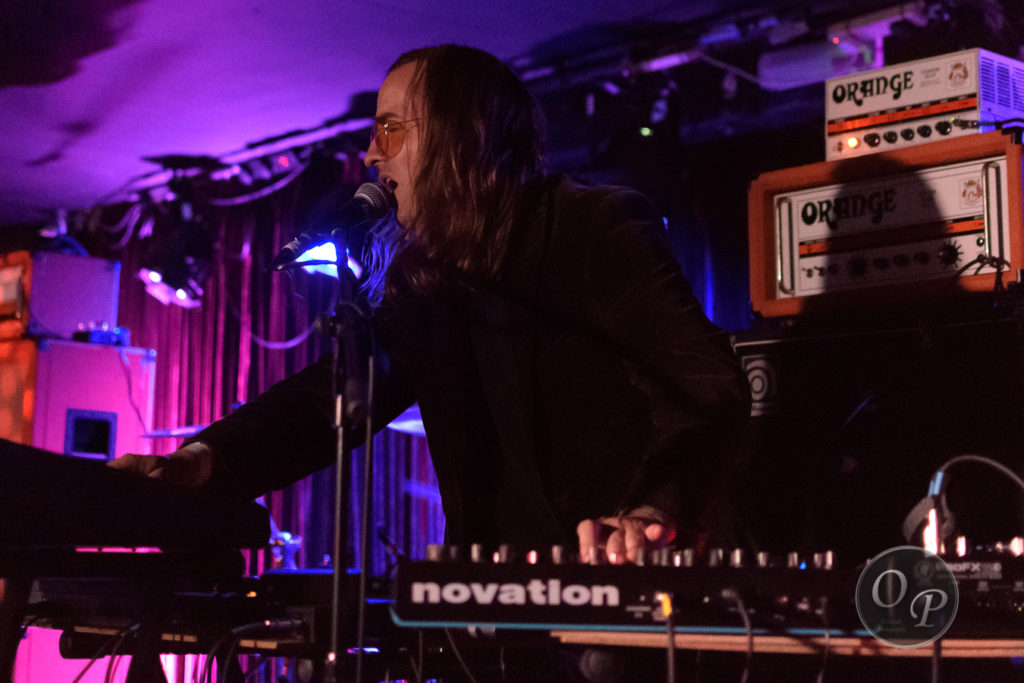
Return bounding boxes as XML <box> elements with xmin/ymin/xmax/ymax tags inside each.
<box><xmin>137</xmin><ymin>180</ymin><xmax>213</xmax><ymax>308</ymax></box>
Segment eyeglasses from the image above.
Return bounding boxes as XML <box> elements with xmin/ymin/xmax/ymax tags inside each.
<box><xmin>371</xmin><ymin>118</ymin><xmax>421</xmax><ymax>158</ymax></box>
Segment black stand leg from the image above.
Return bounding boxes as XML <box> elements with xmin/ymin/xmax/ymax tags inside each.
<box><xmin>0</xmin><ymin>577</ymin><xmax>30</xmax><ymax>683</ymax></box>
<box><xmin>124</xmin><ymin>614</ymin><xmax>168</xmax><ymax>683</ymax></box>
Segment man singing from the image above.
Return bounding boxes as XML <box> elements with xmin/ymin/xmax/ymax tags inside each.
<box><xmin>113</xmin><ymin>44</ymin><xmax>749</xmax><ymax>567</ymax></box>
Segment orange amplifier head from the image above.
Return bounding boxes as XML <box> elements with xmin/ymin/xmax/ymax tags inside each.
<box><xmin>825</xmin><ymin>48</ymin><xmax>1024</xmax><ymax>160</ymax></box>
<box><xmin>748</xmin><ymin>132</ymin><xmax>1023</xmax><ymax>317</ymax></box>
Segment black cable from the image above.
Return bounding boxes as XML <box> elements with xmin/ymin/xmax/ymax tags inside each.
<box><xmin>953</xmin><ymin>253</ymin><xmax>1010</xmax><ymax>285</ymax></box>
<box><xmin>201</xmin><ymin>631</ymin><xmax>235</xmax><ymax>683</ymax></box>
<box><xmin>906</xmin><ymin>453</ymin><xmax>1024</xmax><ymax>545</ymax></box>
<box><xmin>935</xmin><ymin>454</ymin><xmax>1024</xmax><ymax>544</ymax></box>
<box><xmin>71</xmin><ymin>624</ymin><xmax>136</xmax><ymax>683</ymax></box>
<box><xmin>103</xmin><ymin>626</ymin><xmax>133</xmax><ymax>683</ymax></box>
<box><xmin>417</xmin><ymin>629</ymin><xmax>424</xmax><ymax>683</ymax></box>
<box><xmin>815</xmin><ymin>597</ymin><xmax>830</xmax><ymax>683</ymax></box>
<box><xmin>951</xmin><ymin>117</ymin><xmax>1024</xmax><ymax>129</ymax></box>
<box><xmin>936</xmin><ymin>454</ymin><xmax>1024</xmax><ymax>494</ymax></box>
<box><xmin>444</xmin><ymin>628</ymin><xmax>480</xmax><ymax>683</ymax></box>
<box><xmin>243</xmin><ymin>655</ymin><xmax>272</xmax><ymax>681</ymax></box>
<box><xmin>721</xmin><ymin>588</ymin><xmax>752</xmax><ymax>683</ymax></box>
<box><xmin>202</xmin><ymin>620</ymin><xmax>303</xmax><ymax>683</ymax></box>
<box><xmin>407</xmin><ymin>629</ymin><xmax>423</xmax><ymax>683</ymax></box>
<box><xmin>220</xmin><ymin>635</ymin><xmax>245</xmax><ymax>682</ymax></box>
<box><xmin>931</xmin><ymin>636</ymin><xmax>942</xmax><ymax>683</ymax></box>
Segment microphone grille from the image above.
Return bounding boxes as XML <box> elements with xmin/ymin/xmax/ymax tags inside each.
<box><xmin>354</xmin><ymin>182</ymin><xmax>396</xmax><ymax>215</ymax></box>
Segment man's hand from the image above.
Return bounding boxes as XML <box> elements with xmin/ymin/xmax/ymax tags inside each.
<box><xmin>576</xmin><ymin>506</ymin><xmax>676</xmax><ymax>565</ymax></box>
<box><xmin>107</xmin><ymin>442</ymin><xmax>214</xmax><ymax>490</ymax></box>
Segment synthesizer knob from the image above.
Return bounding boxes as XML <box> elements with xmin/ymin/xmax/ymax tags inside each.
<box><xmin>871</xmin><ymin>257</ymin><xmax>890</xmax><ymax>270</ymax></box>
<box><xmin>883</xmin><ymin>130</ymin><xmax>898</xmax><ymax>144</ymax></box>
<box><xmin>892</xmin><ymin>253</ymin><xmax>910</xmax><ymax>267</ymax></box>
<box><xmin>812</xmin><ymin>551</ymin><xmax>834</xmax><ymax>570</ymax></box>
<box><xmin>917</xmin><ymin>124</ymin><xmax>932</xmax><ymax>138</ymax></box>
<box><xmin>729</xmin><ymin>549</ymin><xmax>745</xmax><ymax>568</ymax></box>
<box><xmin>787</xmin><ymin>551</ymin><xmax>801</xmax><ymax>569</ymax></box>
<box><xmin>936</xmin><ymin>120</ymin><xmax>953</xmax><ymax>135</ymax></box>
<box><xmin>673</xmin><ymin>548</ymin><xmax>695</xmax><ymax>568</ymax></box>
<box><xmin>900</xmin><ymin>128</ymin><xmax>915</xmax><ymax>141</ymax></box>
<box><xmin>708</xmin><ymin>548</ymin><xmax>725</xmax><ymax>567</ymax></box>
<box><xmin>756</xmin><ymin>551</ymin><xmax>771</xmax><ymax>568</ymax></box>
<box><xmin>913</xmin><ymin>251</ymin><xmax>929</xmax><ymax>264</ymax></box>
<box><xmin>498</xmin><ymin>543</ymin><xmax>517</xmax><ymax>564</ymax></box>
<box><xmin>864</xmin><ymin>133</ymin><xmax>881</xmax><ymax>147</ymax></box>
<box><xmin>470</xmin><ymin>543</ymin><xmax>486</xmax><ymax>563</ymax></box>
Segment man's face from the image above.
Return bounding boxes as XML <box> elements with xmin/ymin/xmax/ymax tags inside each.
<box><xmin>364</xmin><ymin>61</ymin><xmax>421</xmax><ymax>229</ymax></box>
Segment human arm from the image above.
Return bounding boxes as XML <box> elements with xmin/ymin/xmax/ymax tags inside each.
<box><xmin>569</xmin><ymin>185</ymin><xmax>750</xmax><ymax>562</ymax></box>
<box><xmin>110</xmin><ymin>345</ymin><xmax>415</xmax><ymax>499</ymax></box>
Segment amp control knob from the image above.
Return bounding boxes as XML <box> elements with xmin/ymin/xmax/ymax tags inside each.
<box><xmin>938</xmin><ymin>242</ymin><xmax>962</xmax><ymax>266</ymax></box>
<box><xmin>847</xmin><ymin>255</ymin><xmax>870</xmax><ymax>278</ymax></box>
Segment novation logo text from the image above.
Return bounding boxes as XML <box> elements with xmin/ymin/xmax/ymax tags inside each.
<box><xmin>410</xmin><ymin>579</ymin><xmax>621</xmax><ymax>607</ymax></box>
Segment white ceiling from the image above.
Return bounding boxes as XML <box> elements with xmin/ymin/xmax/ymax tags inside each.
<box><xmin>0</xmin><ymin>0</ymin><xmax>961</xmax><ymax>225</ymax></box>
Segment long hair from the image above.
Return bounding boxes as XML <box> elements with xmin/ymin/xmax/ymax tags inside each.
<box><xmin>367</xmin><ymin>45</ymin><xmax>545</xmax><ymax>304</ymax></box>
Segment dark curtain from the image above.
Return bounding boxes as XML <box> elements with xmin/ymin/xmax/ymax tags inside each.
<box><xmin>104</xmin><ymin>152</ymin><xmax>444</xmax><ymax>572</ymax></box>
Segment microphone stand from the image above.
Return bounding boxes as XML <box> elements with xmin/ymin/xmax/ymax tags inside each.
<box><xmin>321</xmin><ymin>234</ymin><xmax>375</xmax><ymax>683</ymax></box>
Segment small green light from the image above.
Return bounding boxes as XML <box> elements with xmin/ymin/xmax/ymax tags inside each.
<box><xmin>639</xmin><ymin>126</ymin><xmax>653</xmax><ymax>137</ymax></box>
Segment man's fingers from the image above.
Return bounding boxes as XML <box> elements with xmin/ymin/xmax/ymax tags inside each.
<box><xmin>575</xmin><ymin>518</ymin><xmax>601</xmax><ymax>564</ymax></box>
<box><xmin>106</xmin><ymin>453</ymin><xmax>138</xmax><ymax>470</ymax></box>
<box><xmin>621</xmin><ymin>517</ymin><xmax>650</xmax><ymax>563</ymax></box>
<box><xmin>605</xmin><ymin>528</ymin><xmax>626</xmax><ymax>564</ymax></box>
<box><xmin>644</xmin><ymin>523</ymin><xmax>670</xmax><ymax>543</ymax></box>
<box><xmin>108</xmin><ymin>453</ymin><xmax>166</xmax><ymax>478</ymax></box>
<box><xmin>577</xmin><ymin>512</ymin><xmax>677</xmax><ymax>564</ymax></box>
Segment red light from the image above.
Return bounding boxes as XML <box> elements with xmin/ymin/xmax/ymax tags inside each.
<box><xmin>832</xmin><ymin>36</ymin><xmax>840</xmax><ymax>44</ymax></box>
<box><xmin>277</xmin><ymin>155</ymin><xmax>290</xmax><ymax>168</ymax></box>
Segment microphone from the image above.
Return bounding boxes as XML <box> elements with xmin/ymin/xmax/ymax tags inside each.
<box><xmin>270</xmin><ymin>182</ymin><xmax>395</xmax><ymax>271</ymax></box>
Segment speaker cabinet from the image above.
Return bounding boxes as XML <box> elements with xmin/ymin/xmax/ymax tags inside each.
<box><xmin>731</xmin><ymin>315</ymin><xmax>1024</xmax><ymax>559</ymax></box>
<box><xmin>0</xmin><ymin>339</ymin><xmax>155</xmax><ymax>459</ymax></box>
<box><xmin>0</xmin><ymin>251</ymin><xmax>120</xmax><ymax>340</ymax></box>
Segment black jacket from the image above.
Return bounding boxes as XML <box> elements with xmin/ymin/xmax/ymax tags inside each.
<box><xmin>194</xmin><ymin>176</ymin><xmax>749</xmax><ymax>547</ymax></box>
